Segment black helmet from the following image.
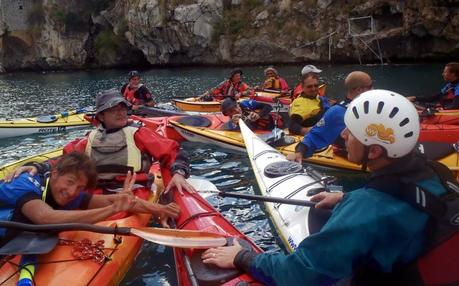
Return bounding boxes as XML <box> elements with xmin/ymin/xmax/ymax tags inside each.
<box><xmin>229</xmin><ymin>68</ymin><xmax>243</xmax><ymax>79</ymax></box>
<box><xmin>128</xmin><ymin>70</ymin><xmax>140</xmax><ymax>80</ymax></box>
<box><xmin>220</xmin><ymin>98</ymin><xmax>238</xmax><ymax>116</ymax></box>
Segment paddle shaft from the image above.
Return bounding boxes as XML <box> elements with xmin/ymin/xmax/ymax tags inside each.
<box><xmin>218</xmin><ymin>191</ymin><xmax>317</xmax><ymax>207</ymax></box>
<box><xmin>0</xmin><ymin>221</ymin><xmax>131</xmax><ymax>235</ymax></box>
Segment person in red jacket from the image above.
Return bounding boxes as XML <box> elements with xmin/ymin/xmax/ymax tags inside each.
<box><xmin>121</xmin><ymin>71</ymin><xmax>155</xmax><ymax>110</ymax></box>
<box><xmin>64</xmin><ymin>89</ymin><xmax>194</xmax><ymax>195</ymax></box>
<box><xmin>199</xmin><ymin>69</ymin><xmax>252</xmax><ymax>101</ymax></box>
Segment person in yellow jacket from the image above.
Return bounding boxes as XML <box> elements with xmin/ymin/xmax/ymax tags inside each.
<box><xmin>289</xmin><ymin>73</ymin><xmax>330</xmax><ymax>135</ymax></box>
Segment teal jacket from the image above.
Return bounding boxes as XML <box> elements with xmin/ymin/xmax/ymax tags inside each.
<box><xmin>236</xmin><ymin>175</ymin><xmax>446</xmax><ymax>286</ymax></box>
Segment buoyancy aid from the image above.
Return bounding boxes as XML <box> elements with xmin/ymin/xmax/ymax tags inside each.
<box><xmin>289</xmin><ymin>94</ymin><xmax>325</xmax><ymax>127</ymax></box>
<box><xmin>213</xmin><ymin>80</ymin><xmax>249</xmax><ymax>99</ymax></box>
<box><xmin>123</xmin><ymin>84</ymin><xmax>144</xmax><ymax>105</ymax></box>
<box><xmin>263</xmin><ymin>77</ymin><xmax>281</xmax><ymax>90</ymax></box>
<box><xmin>440</xmin><ymin>82</ymin><xmax>458</xmax><ymax>105</ymax></box>
<box><xmin>85</xmin><ymin>126</ymin><xmax>151</xmax><ymax>181</ymax></box>
<box><xmin>241</xmin><ymin>109</ymin><xmax>275</xmax><ymax>130</ymax></box>
<box><xmin>0</xmin><ymin>175</ymin><xmax>48</xmax><ymax>237</ymax></box>
<box><xmin>354</xmin><ymin>160</ymin><xmax>459</xmax><ymax>286</ymax></box>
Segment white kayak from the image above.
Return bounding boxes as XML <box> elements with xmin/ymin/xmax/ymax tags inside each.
<box><xmin>240</xmin><ymin>120</ymin><xmax>333</xmax><ymax>252</ymax></box>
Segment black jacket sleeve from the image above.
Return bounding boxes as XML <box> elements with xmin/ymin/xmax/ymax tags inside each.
<box><xmin>288</xmin><ymin>114</ymin><xmax>304</xmax><ymax>135</ymax></box>
<box><xmin>170</xmin><ymin>150</ymin><xmax>191</xmax><ymax>178</ymax></box>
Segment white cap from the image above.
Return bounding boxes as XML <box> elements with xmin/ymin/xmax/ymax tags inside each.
<box><xmin>301</xmin><ymin>65</ymin><xmax>322</xmax><ymax>75</ymax></box>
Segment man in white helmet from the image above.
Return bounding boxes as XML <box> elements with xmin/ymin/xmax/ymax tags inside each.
<box><xmin>201</xmin><ymin>90</ymin><xmax>458</xmax><ymax>286</ymax></box>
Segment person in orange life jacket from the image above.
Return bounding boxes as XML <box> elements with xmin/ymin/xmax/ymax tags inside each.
<box><xmin>407</xmin><ymin>62</ymin><xmax>459</xmax><ymax>110</ymax></box>
<box><xmin>0</xmin><ymin>153</ymin><xmax>180</xmax><ymax>246</ymax></box>
<box><xmin>61</xmin><ymin>89</ymin><xmax>195</xmax><ymax>196</ymax></box>
<box><xmin>201</xmin><ymin>90</ymin><xmax>451</xmax><ymax>286</ymax></box>
<box><xmin>288</xmin><ymin>72</ymin><xmax>330</xmax><ymax>135</ymax></box>
<box><xmin>287</xmin><ymin>71</ymin><xmax>373</xmax><ymax>163</ymax></box>
<box><xmin>199</xmin><ymin>68</ymin><xmax>252</xmax><ymax>101</ymax></box>
<box><xmin>292</xmin><ymin>64</ymin><xmax>322</xmax><ymax>99</ymax></box>
<box><xmin>220</xmin><ymin>97</ymin><xmax>274</xmax><ymax>131</ymax></box>
<box><xmin>258</xmin><ymin>66</ymin><xmax>289</xmax><ymax>93</ymax></box>
<box><xmin>120</xmin><ymin>71</ymin><xmax>155</xmax><ymax>110</ymax></box>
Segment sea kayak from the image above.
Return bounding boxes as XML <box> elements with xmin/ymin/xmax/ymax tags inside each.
<box><xmin>169</xmin><ymin>177</ymin><xmax>263</xmax><ymax>286</ymax></box>
<box><xmin>172</xmin><ymin>89</ymin><xmax>291</xmax><ymax>113</ymax></box>
<box><xmin>0</xmin><ymin>150</ymin><xmax>162</xmax><ymax>286</ymax></box>
<box><xmin>240</xmin><ymin>120</ymin><xmax>331</xmax><ymax>252</ymax></box>
<box><xmin>420</xmin><ymin>108</ymin><xmax>459</xmax><ymax>125</ymax></box>
<box><xmin>0</xmin><ymin>109</ymin><xmax>92</xmax><ymax>139</ymax></box>
<box><xmin>132</xmin><ymin>114</ymin><xmax>228</xmax><ymax>142</ymax></box>
<box><xmin>170</xmin><ymin>120</ymin><xmax>459</xmax><ymax>178</ymax></box>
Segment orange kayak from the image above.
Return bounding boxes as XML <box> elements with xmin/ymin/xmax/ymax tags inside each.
<box><xmin>0</xmin><ymin>156</ymin><xmax>163</xmax><ymax>286</ymax></box>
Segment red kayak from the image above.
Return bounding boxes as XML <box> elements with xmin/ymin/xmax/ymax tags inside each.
<box><xmin>419</xmin><ymin>123</ymin><xmax>459</xmax><ymax>143</ymax></box>
<box><xmin>131</xmin><ymin>114</ymin><xmax>228</xmax><ymax>142</ymax></box>
<box><xmin>171</xmin><ymin>190</ymin><xmax>262</xmax><ymax>285</ymax></box>
<box><xmin>420</xmin><ymin>109</ymin><xmax>459</xmax><ymax>125</ymax></box>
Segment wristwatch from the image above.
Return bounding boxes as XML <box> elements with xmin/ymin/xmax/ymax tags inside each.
<box><xmin>174</xmin><ymin>169</ymin><xmax>187</xmax><ymax>177</ymax></box>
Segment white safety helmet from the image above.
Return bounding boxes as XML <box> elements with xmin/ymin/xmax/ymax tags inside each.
<box><xmin>344</xmin><ymin>89</ymin><xmax>420</xmax><ymax>158</ymax></box>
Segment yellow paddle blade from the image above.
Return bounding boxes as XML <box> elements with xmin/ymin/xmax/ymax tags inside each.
<box><xmin>130</xmin><ymin>227</ymin><xmax>227</xmax><ymax>249</ymax></box>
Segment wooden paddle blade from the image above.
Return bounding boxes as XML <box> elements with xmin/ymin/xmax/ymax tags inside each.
<box><xmin>130</xmin><ymin>227</ymin><xmax>227</xmax><ymax>248</ymax></box>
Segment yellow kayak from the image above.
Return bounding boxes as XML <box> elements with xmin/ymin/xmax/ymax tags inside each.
<box><xmin>170</xmin><ymin>119</ymin><xmax>459</xmax><ymax>178</ymax></box>
<box><xmin>0</xmin><ymin>148</ymin><xmax>63</xmax><ymax>180</ymax></box>
<box><xmin>172</xmin><ymin>89</ymin><xmax>290</xmax><ymax>113</ymax></box>
<box><xmin>0</xmin><ymin>109</ymin><xmax>91</xmax><ymax>139</ymax></box>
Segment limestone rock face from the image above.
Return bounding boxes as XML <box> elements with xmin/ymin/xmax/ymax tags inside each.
<box><xmin>103</xmin><ymin>0</ymin><xmax>223</xmax><ymax>64</ymax></box>
<box><xmin>0</xmin><ymin>0</ymin><xmax>458</xmax><ymax>71</ymax></box>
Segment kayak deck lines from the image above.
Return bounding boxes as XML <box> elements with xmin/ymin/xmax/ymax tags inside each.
<box><xmin>0</xmin><ymin>235</ymin><xmax>122</xmax><ymax>286</ymax></box>
<box><xmin>252</xmin><ymin>149</ymin><xmax>280</xmax><ymax>160</ymax></box>
<box><xmin>265</xmin><ymin>173</ymin><xmax>313</xmax><ymax>193</ymax></box>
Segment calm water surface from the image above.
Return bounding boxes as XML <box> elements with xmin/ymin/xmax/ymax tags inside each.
<box><xmin>0</xmin><ymin>63</ymin><xmax>445</xmax><ymax>285</ymax></box>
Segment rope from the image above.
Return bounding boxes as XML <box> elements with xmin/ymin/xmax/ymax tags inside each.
<box><xmin>0</xmin><ymin>236</ymin><xmax>120</xmax><ymax>286</ymax></box>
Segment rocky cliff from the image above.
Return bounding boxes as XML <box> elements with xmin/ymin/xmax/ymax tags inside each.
<box><xmin>0</xmin><ymin>0</ymin><xmax>458</xmax><ymax>71</ymax></box>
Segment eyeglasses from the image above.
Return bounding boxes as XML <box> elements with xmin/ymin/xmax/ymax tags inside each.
<box><xmin>305</xmin><ymin>84</ymin><xmax>319</xmax><ymax>89</ymax></box>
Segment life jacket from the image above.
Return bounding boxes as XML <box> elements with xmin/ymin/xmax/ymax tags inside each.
<box><xmin>263</xmin><ymin>77</ymin><xmax>282</xmax><ymax>90</ymax></box>
<box><xmin>353</xmin><ymin>160</ymin><xmax>459</xmax><ymax>286</ymax></box>
<box><xmin>85</xmin><ymin>126</ymin><xmax>151</xmax><ymax>181</ymax></box>
<box><xmin>213</xmin><ymin>80</ymin><xmax>249</xmax><ymax>100</ymax></box>
<box><xmin>123</xmin><ymin>84</ymin><xmax>144</xmax><ymax>105</ymax></box>
<box><xmin>242</xmin><ymin>111</ymin><xmax>275</xmax><ymax>131</ymax></box>
<box><xmin>0</xmin><ymin>174</ymin><xmax>48</xmax><ymax>237</ymax></box>
<box><xmin>289</xmin><ymin>94</ymin><xmax>326</xmax><ymax>127</ymax></box>
<box><xmin>440</xmin><ymin>82</ymin><xmax>457</xmax><ymax>106</ymax></box>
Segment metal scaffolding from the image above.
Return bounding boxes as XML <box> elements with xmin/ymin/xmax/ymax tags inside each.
<box><xmin>348</xmin><ymin>16</ymin><xmax>384</xmax><ymax>65</ymax></box>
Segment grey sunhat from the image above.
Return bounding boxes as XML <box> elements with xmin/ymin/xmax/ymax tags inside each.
<box><xmin>95</xmin><ymin>88</ymin><xmax>131</xmax><ymax>114</ymax></box>
<box><xmin>301</xmin><ymin>65</ymin><xmax>322</xmax><ymax>75</ymax></box>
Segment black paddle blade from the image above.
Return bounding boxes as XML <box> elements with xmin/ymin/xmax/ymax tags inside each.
<box><xmin>0</xmin><ymin>232</ymin><xmax>58</xmax><ymax>255</ymax></box>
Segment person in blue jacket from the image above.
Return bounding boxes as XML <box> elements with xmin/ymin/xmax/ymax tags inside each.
<box><xmin>407</xmin><ymin>62</ymin><xmax>459</xmax><ymax>110</ymax></box>
<box><xmin>287</xmin><ymin>71</ymin><xmax>373</xmax><ymax>162</ymax></box>
<box><xmin>220</xmin><ymin>97</ymin><xmax>274</xmax><ymax>131</ymax></box>
<box><xmin>201</xmin><ymin>90</ymin><xmax>448</xmax><ymax>286</ymax></box>
<box><xmin>0</xmin><ymin>152</ymin><xmax>180</xmax><ymax>246</ymax></box>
